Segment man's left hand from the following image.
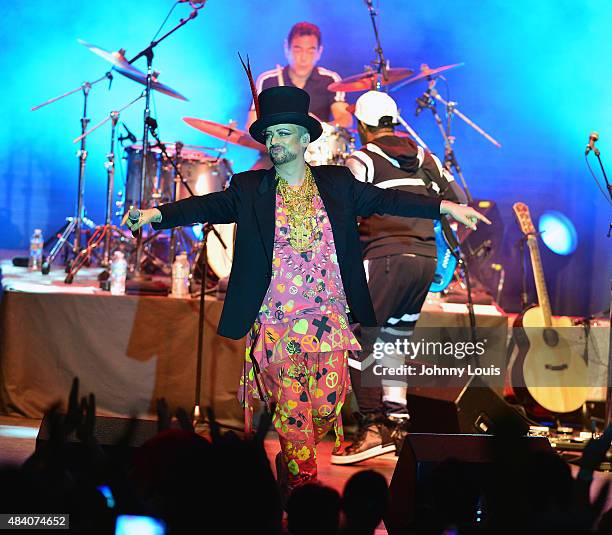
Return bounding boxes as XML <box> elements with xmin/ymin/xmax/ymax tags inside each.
<box><xmin>440</xmin><ymin>200</ymin><xmax>491</xmax><ymax>231</ymax></box>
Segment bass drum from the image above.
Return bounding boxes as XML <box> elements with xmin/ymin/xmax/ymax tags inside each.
<box><xmin>207</xmin><ymin>223</ymin><xmax>236</xmax><ymax>279</ymax></box>
<box><xmin>124</xmin><ymin>144</ymin><xmax>233</xmax><ymax>208</ymax></box>
<box><xmin>305</xmin><ymin>122</ymin><xmax>354</xmax><ymax>166</ymax></box>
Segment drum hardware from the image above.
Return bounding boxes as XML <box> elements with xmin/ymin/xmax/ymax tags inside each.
<box><xmin>327</xmin><ymin>67</ymin><xmax>414</xmax><ymax>93</ymax></box>
<box><xmin>146</xmin><ymin>124</ymin><xmax>203</xmax><ymax>266</ymax></box>
<box><xmin>120</xmin><ymin>140</ymin><xmax>232</xmax><ymax>274</ymax></box>
<box><xmin>390</xmin><ymin>62</ymin><xmax>465</xmax><ymax>93</ymax></box>
<box><xmin>304</xmin><ymin>122</ymin><xmax>355</xmax><ymax>166</ymax></box>
<box><xmin>183</xmin><ymin>117</ymin><xmax>262</xmax><ymax>151</ymax></box>
<box><xmin>34</xmin><ymin>73</ymin><xmax>114</xmax><ymax>275</ymax></box>
<box><xmin>64</xmin><ymin>108</ymin><xmax>137</xmax><ymax>283</ymax></box>
<box><xmin>63</xmin><ymin>97</ymin><xmax>147</xmax><ymax>282</ymax></box>
<box><xmin>77</xmin><ymin>39</ymin><xmax>188</xmax><ymax>101</ymax></box>
<box><xmin>366</xmin><ymin>0</ymin><xmax>430</xmax><ymax>152</ymax></box>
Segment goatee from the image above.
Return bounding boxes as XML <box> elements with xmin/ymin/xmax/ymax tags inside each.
<box><xmin>270</xmin><ymin>147</ymin><xmax>298</xmax><ymax>165</ymax></box>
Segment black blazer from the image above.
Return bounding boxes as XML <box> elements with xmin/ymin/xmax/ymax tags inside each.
<box><xmin>152</xmin><ymin>165</ymin><xmax>441</xmax><ymax>339</ymax></box>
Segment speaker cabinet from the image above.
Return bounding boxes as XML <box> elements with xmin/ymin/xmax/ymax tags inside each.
<box><xmin>384</xmin><ymin>433</ymin><xmax>551</xmax><ymax>534</ymax></box>
<box><xmin>406</xmin><ymin>376</ymin><xmax>530</xmax><ymax>435</ymax></box>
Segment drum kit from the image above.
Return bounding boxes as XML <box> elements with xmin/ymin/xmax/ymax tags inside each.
<box><xmin>31</xmin><ymin>0</ymin><xmax>501</xmax><ymax>291</ymax></box>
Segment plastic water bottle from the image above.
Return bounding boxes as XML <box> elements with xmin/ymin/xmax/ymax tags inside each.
<box><xmin>28</xmin><ymin>229</ymin><xmax>44</xmax><ymax>271</ymax></box>
<box><xmin>110</xmin><ymin>251</ymin><xmax>128</xmax><ymax>295</ymax></box>
<box><xmin>172</xmin><ymin>252</ymin><xmax>190</xmax><ymax>297</ymax></box>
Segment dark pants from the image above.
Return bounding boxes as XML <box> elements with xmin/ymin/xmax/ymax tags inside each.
<box><xmin>350</xmin><ymin>253</ymin><xmax>436</xmax><ymax>419</ymax></box>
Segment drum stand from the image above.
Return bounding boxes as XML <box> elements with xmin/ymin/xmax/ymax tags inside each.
<box><xmin>33</xmin><ymin>74</ymin><xmax>113</xmax><ymax>274</ymax></box>
<box><xmin>61</xmin><ymin>97</ymin><xmax>144</xmax><ymax>283</ymax></box>
<box><xmin>64</xmin><ymin>110</ymin><xmax>137</xmax><ymax>283</ymax></box>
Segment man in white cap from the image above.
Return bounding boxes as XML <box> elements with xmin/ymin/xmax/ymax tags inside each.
<box><xmin>332</xmin><ymin>90</ymin><xmax>467</xmax><ymax>465</ymax></box>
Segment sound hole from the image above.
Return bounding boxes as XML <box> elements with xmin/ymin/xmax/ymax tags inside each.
<box><xmin>542</xmin><ymin>328</ymin><xmax>559</xmax><ymax>347</ymax></box>
<box><xmin>545</xmin><ymin>363</ymin><xmax>568</xmax><ymax>371</ymax></box>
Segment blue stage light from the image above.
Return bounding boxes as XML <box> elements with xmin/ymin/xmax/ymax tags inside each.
<box><xmin>538</xmin><ymin>211</ymin><xmax>578</xmax><ymax>255</ymax></box>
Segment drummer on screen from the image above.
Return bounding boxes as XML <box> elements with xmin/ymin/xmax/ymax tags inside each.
<box><xmin>246</xmin><ymin>22</ymin><xmax>352</xmax><ymax>169</ymax></box>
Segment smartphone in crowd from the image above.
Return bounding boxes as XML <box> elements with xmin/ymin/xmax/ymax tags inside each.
<box><xmin>115</xmin><ymin>515</ymin><xmax>166</xmax><ymax>535</ymax></box>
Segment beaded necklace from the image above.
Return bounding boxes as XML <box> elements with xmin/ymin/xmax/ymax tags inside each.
<box><xmin>276</xmin><ymin>165</ymin><xmax>319</xmax><ymax>253</ymax></box>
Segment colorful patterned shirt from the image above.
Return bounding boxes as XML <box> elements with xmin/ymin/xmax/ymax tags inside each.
<box><xmin>239</xmin><ymin>189</ymin><xmax>361</xmax><ymax>418</ymax></box>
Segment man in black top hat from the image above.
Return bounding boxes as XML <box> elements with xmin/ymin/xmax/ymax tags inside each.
<box><xmin>123</xmin><ymin>85</ymin><xmax>489</xmax><ymax>497</ymax></box>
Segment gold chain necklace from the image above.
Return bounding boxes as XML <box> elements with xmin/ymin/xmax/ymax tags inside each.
<box><xmin>276</xmin><ymin>166</ymin><xmax>319</xmax><ymax>253</ymax></box>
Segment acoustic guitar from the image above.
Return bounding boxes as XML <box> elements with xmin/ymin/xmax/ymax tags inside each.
<box><xmin>508</xmin><ymin>202</ymin><xmax>588</xmax><ymax>414</ymax></box>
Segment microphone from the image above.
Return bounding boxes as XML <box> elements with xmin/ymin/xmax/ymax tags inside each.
<box><xmin>128</xmin><ymin>208</ymin><xmax>141</xmax><ymax>238</ymax></box>
<box><xmin>585</xmin><ymin>131</ymin><xmax>599</xmax><ymax>156</ymax></box>
<box><xmin>122</xmin><ymin>123</ymin><xmax>137</xmax><ymax>144</ymax></box>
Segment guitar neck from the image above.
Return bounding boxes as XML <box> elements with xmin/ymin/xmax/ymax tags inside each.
<box><xmin>526</xmin><ymin>236</ymin><xmax>552</xmax><ymax>326</ymax></box>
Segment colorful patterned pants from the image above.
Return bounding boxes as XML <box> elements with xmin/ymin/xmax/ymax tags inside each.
<box><xmin>261</xmin><ymin>349</ymin><xmax>350</xmax><ymax>489</ymax></box>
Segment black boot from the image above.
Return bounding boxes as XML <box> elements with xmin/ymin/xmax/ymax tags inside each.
<box><xmin>330</xmin><ymin>414</ymin><xmax>395</xmax><ymax>465</ymax></box>
<box><xmin>387</xmin><ymin>415</ymin><xmax>411</xmax><ymax>455</ymax></box>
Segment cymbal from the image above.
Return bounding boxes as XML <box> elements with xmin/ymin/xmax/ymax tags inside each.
<box><xmin>391</xmin><ymin>63</ymin><xmax>464</xmax><ymax>91</ymax></box>
<box><xmin>327</xmin><ymin>67</ymin><xmax>414</xmax><ymax>93</ymax></box>
<box><xmin>183</xmin><ymin>117</ymin><xmax>262</xmax><ymax>150</ymax></box>
<box><xmin>78</xmin><ymin>39</ymin><xmax>188</xmax><ymax>101</ymax></box>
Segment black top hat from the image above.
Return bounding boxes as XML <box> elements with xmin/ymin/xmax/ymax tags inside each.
<box><xmin>249</xmin><ymin>86</ymin><xmax>323</xmax><ymax>145</ymax></box>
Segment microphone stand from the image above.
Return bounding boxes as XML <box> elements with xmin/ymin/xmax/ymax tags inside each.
<box><xmin>591</xmin><ymin>147</ymin><xmax>612</xmax><ymax>203</ymax></box>
<box><xmin>416</xmin><ymin>78</ymin><xmax>503</xmax><ymax>204</ymax></box>
<box><xmin>191</xmin><ymin>222</ymin><xmax>228</xmax><ymax>427</ymax></box>
<box><xmin>416</xmin><ymin>80</ymin><xmax>474</xmax><ymax>203</ymax></box>
<box><xmin>365</xmin><ymin>0</ymin><xmax>388</xmax><ymax>89</ymax></box>
<box><xmin>364</xmin><ymin>1</ymin><xmax>429</xmax><ymax>150</ymax></box>
<box><xmin>146</xmin><ymin>109</ymin><xmax>228</xmax><ymax>430</ymax></box>
<box><xmin>125</xmin><ymin>3</ymin><xmax>203</xmax><ymax>279</ymax></box>
<box><xmin>586</xmin><ymin>145</ymin><xmax>612</xmax><ymax>429</ymax></box>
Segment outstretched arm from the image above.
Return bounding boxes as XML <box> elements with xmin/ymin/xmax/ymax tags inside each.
<box><xmin>351</xmin><ymin>172</ymin><xmax>490</xmax><ymax>231</ymax></box>
<box><xmin>122</xmin><ymin>176</ymin><xmax>241</xmax><ymax>232</ymax></box>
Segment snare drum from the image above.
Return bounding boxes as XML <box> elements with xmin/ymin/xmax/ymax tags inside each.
<box><xmin>305</xmin><ymin>122</ymin><xmax>354</xmax><ymax>166</ymax></box>
<box><xmin>124</xmin><ymin>144</ymin><xmax>233</xmax><ymax>208</ymax></box>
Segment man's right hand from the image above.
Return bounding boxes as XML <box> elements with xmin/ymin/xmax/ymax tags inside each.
<box><xmin>121</xmin><ymin>208</ymin><xmax>162</xmax><ymax>233</ymax></box>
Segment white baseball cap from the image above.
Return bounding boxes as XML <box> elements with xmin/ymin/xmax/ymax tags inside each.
<box><xmin>352</xmin><ymin>90</ymin><xmax>399</xmax><ymax>127</ymax></box>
